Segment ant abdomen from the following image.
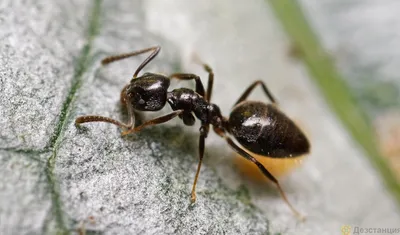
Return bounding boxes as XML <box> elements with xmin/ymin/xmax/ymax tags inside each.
<box><xmin>229</xmin><ymin>101</ymin><xmax>310</xmax><ymax>158</ymax></box>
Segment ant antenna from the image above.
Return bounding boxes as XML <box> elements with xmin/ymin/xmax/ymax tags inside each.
<box><xmin>101</xmin><ymin>46</ymin><xmax>161</xmax><ymax>79</ymax></box>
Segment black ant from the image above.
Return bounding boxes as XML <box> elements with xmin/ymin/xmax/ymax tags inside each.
<box><xmin>75</xmin><ymin>46</ymin><xmax>311</xmax><ymax>219</ymax></box>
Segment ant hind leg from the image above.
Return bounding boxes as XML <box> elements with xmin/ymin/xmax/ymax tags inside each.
<box><xmin>213</xmin><ymin>127</ymin><xmax>304</xmax><ymax>221</ymax></box>
<box><xmin>234</xmin><ymin>80</ymin><xmax>277</xmax><ymax>107</ymax></box>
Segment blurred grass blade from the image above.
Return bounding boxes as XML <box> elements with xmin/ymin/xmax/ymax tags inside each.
<box><xmin>267</xmin><ymin>0</ymin><xmax>400</xmax><ymax>203</ymax></box>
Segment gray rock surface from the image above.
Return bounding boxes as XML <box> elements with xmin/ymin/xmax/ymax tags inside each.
<box><xmin>0</xmin><ymin>0</ymin><xmax>89</xmax><ymax>151</ymax></box>
<box><xmin>1</xmin><ymin>0</ymin><xmax>400</xmax><ymax>234</ymax></box>
<box><xmin>0</xmin><ymin>151</ymin><xmax>57</xmax><ymax>234</ymax></box>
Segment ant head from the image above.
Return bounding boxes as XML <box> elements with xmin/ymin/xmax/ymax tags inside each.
<box><xmin>125</xmin><ymin>72</ymin><xmax>170</xmax><ymax>111</ymax></box>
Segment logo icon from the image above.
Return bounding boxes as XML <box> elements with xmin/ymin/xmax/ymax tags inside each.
<box><xmin>341</xmin><ymin>225</ymin><xmax>351</xmax><ymax>235</ymax></box>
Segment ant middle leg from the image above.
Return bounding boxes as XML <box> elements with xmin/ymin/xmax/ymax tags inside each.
<box><xmin>170</xmin><ymin>57</ymin><xmax>214</xmax><ymax>101</ymax></box>
<box><xmin>190</xmin><ymin>124</ymin><xmax>209</xmax><ymax>202</ymax></box>
<box><xmin>169</xmin><ymin>73</ymin><xmax>205</xmax><ymax>97</ymax></box>
<box><xmin>193</xmin><ymin>58</ymin><xmax>214</xmax><ymax>102</ymax></box>
<box><xmin>192</xmin><ymin>55</ymin><xmax>214</xmax><ymax>102</ymax></box>
<box><xmin>203</xmin><ymin>64</ymin><xmax>214</xmax><ymax>102</ymax></box>
<box><xmin>234</xmin><ymin>80</ymin><xmax>277</xmax><ymax>107</ymax></box>
<box><xmin>101</xmin><ymin>46</ymin><xmax>161</xmax><ymax>79</ymax></box>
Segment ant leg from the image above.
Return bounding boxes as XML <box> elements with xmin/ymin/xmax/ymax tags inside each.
<box><xmin>170</xmin><ymin>60</ymin><xmax>214</xmax><ymax>101</ymax></box>
<box><xmin>169</xmin><ymin>73</ymin><xmax>205</xmax><ymax>97</ymax></box>
<box><xmin>234</xmin><ymin>80</ymin><xmax>277</xmax><ymax>107</ymax></box>
<box><xmin>121</xmin><ymin>110</ymin><xmax>184</xmax><ymax>136</ymax></box>
<box><xmin>191</xmin><ymin>125</ymin><xmax>209</xmax><ymax>202</ymax></box>
<box><xmin>213</xmin><ymin>127</ymin><xmax>304</xmax><ymax>220</ymax></box>
<box><xmin>192</xmin><ymin>56</ymin><xmax>214</xmax><ymax>102</ymax></box>
<box><xmin>76</xmin><ymin>100</ymin><xmax>136</xmax><ymax>130</ymax></box>
<box><xmin>203</xmin><ymin>64</ymin><xmax>214</xmax><ymax>102</ymax></box>
<box><xmin>75</xmin><ymin>115</ymin><xmax>130</xmax><ymax>129</ymax></box>
<box><xmin>101</xmin><ymin>46</ymin><xmax>161</xmax><ymax>79</ymax></box>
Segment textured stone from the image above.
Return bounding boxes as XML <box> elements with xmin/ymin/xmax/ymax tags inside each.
<box><xmin>0</xmin><ymin>151</ymin><xmax>57</xmax><ymax>234</ymax></box>
<box><xmin>0</xmin><ymin>0</ymin><xmax>89</xmax><ymax>151</ymax></box>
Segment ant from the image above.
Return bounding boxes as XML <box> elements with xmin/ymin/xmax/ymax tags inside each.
<box><xmin>75</xmin><ymin>46</ymin><xmax>311</xmax><ymax>219</ymax></box>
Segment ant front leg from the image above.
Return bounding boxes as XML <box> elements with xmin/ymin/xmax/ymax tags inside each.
<box><xmin>75</xmin><ymin>99</ymin><xmax>136</xmax><ymax>131</ymax></box>
<box><xmin>234</xmin><ymin>80</ymin><xmax>277</xmax><ymax>107</ymax></box>
<box><xmin>121</xmin><ymin>110</ymin><xmax>184</xmax><ymax>136</ymax></box>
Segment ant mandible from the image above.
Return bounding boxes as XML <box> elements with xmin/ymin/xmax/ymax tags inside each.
<box><xmin>75</xmin><ymin>46</ymin><xmax>310</xmax><ymax>220</ymax></box>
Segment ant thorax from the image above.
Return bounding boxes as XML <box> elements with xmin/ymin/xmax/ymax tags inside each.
<box><xmin>167</xmin><ymin>88</ymin><xmax>222</xmax><ymax>127</ymax></box>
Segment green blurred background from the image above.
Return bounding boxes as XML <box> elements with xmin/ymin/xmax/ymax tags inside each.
<box><xmin>270</xmin><ymin>0</ymin><xmax>400</xmax><ymax>200</ymax></box>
